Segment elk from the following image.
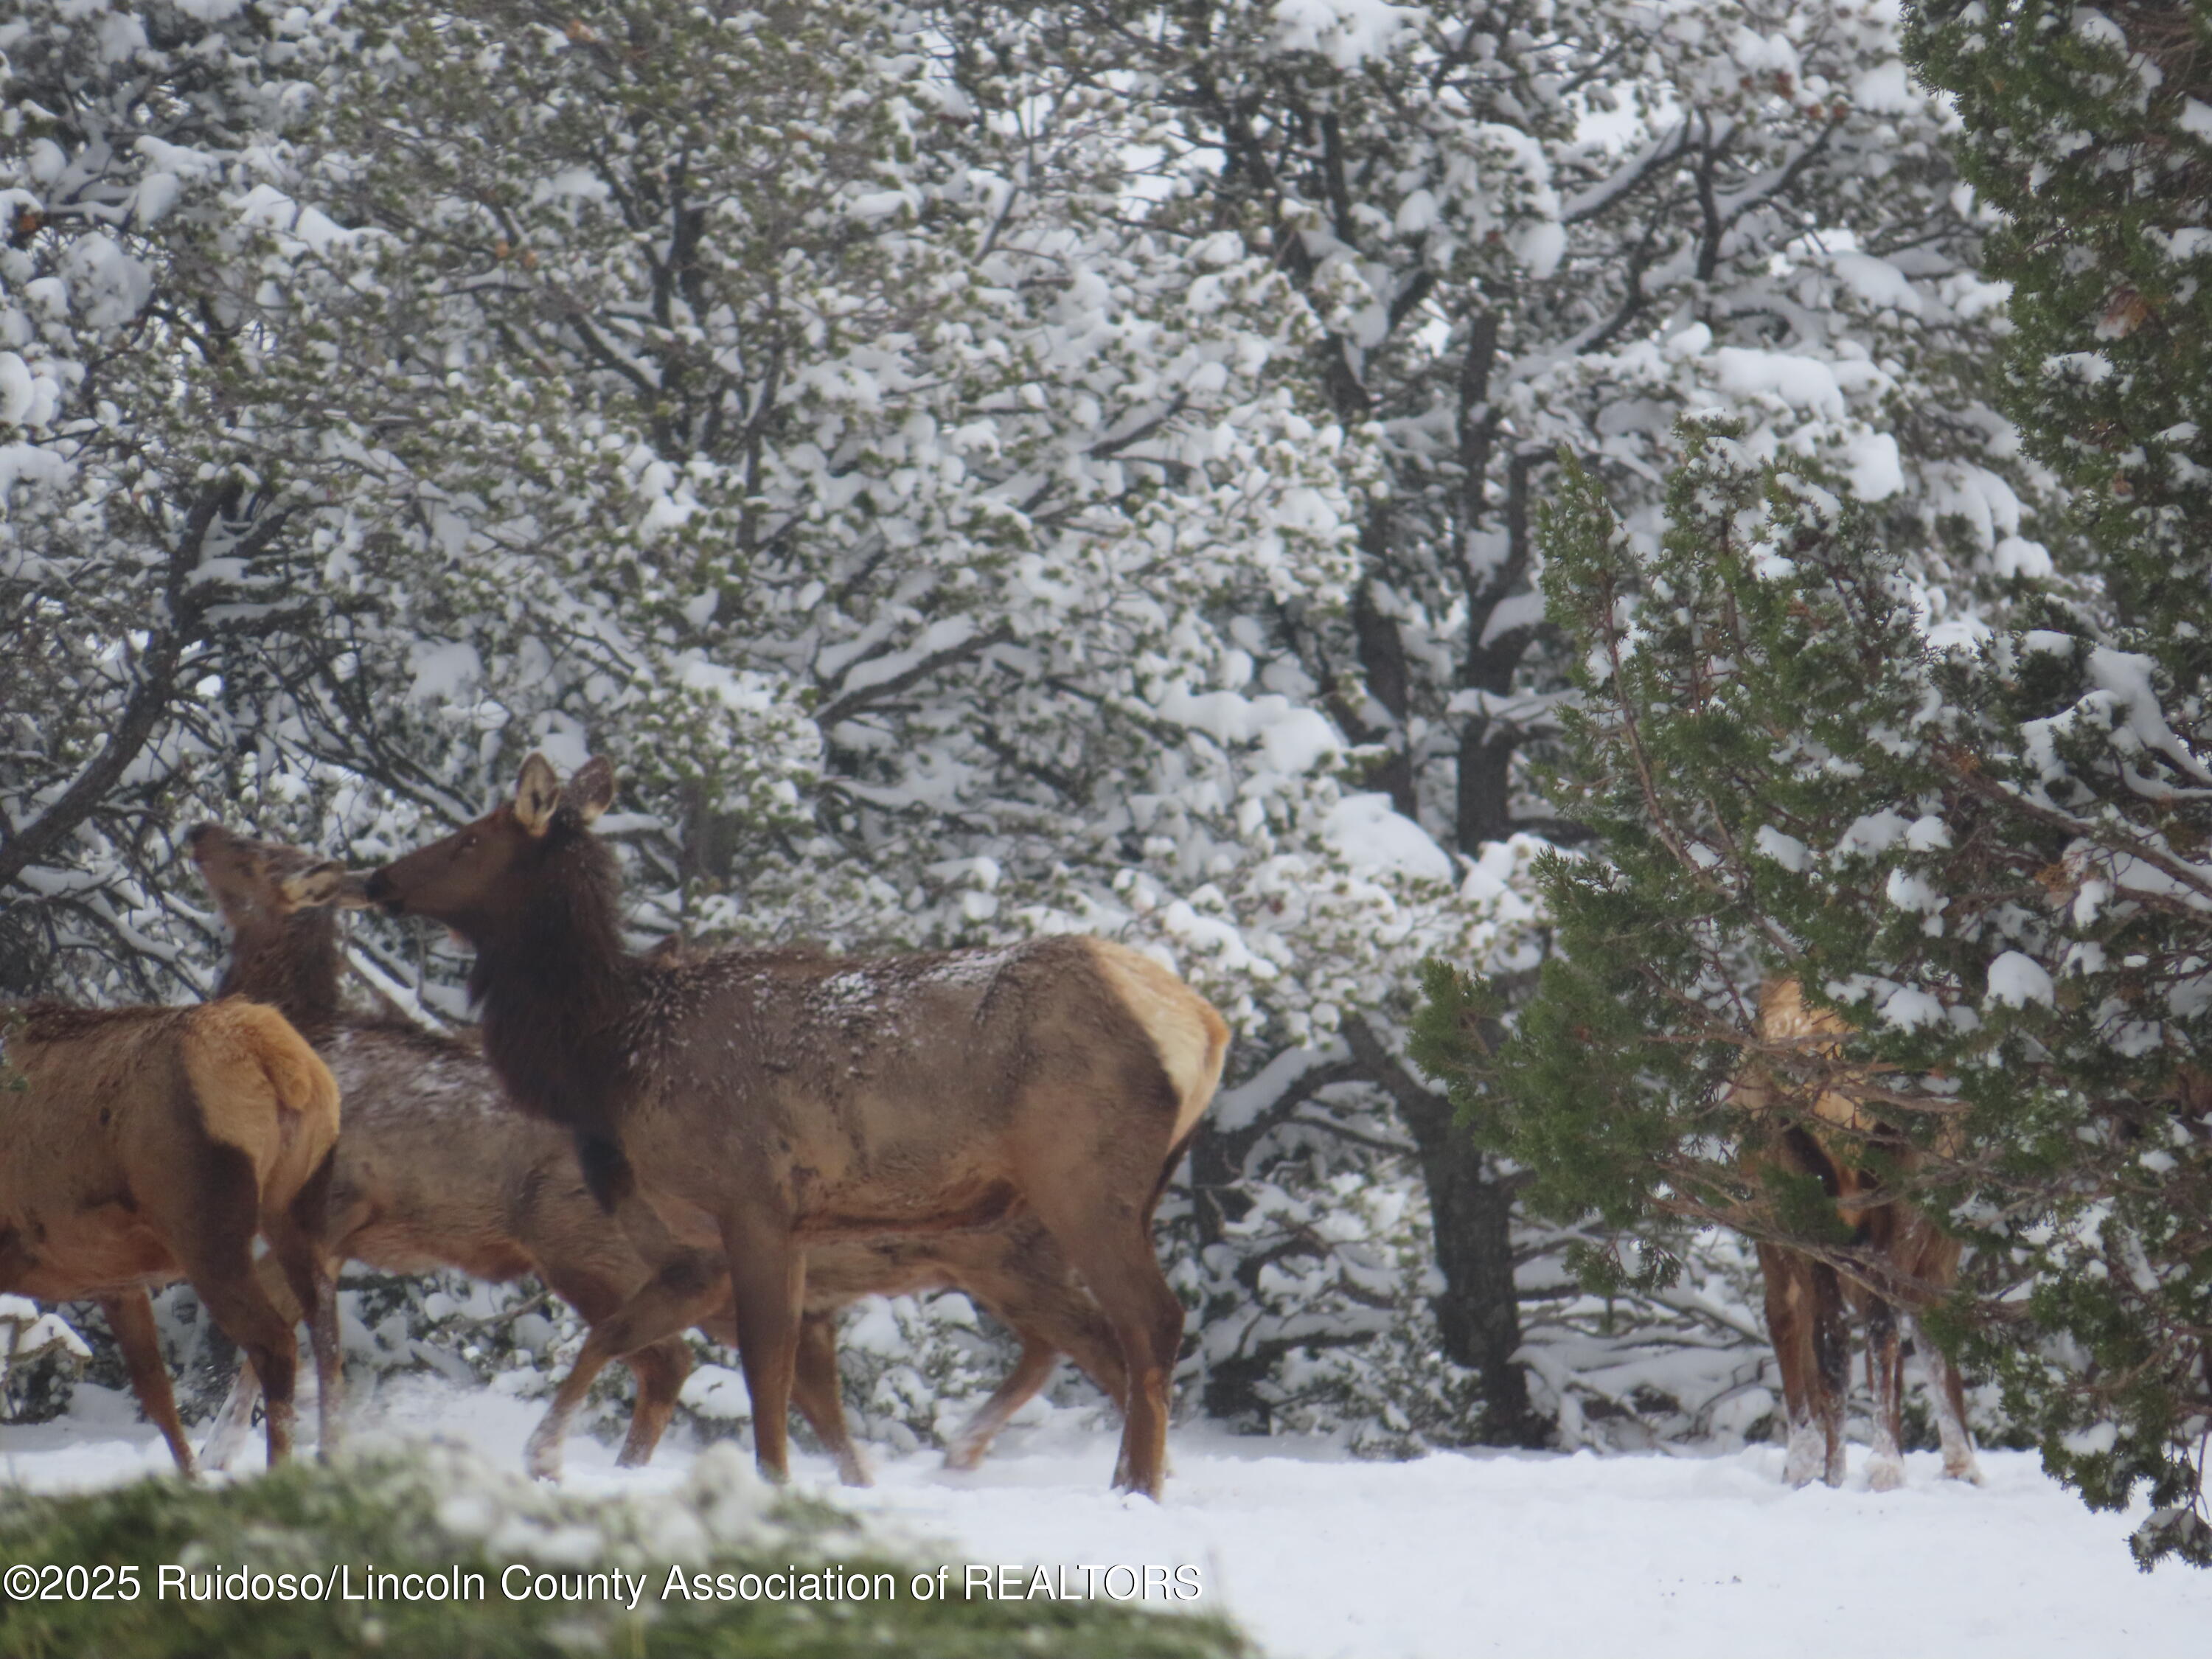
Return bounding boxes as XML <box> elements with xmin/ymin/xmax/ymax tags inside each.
<box><xmin>0</xmin><ymin>995</ymin><xmax>341</xmax><ymax>1472</ymax></box>
<box><xmin>1733</xmin><ymin>978</ymin><xmax>1980</xmax><ymax>1490</ymax></box>
<box><xmin>365</xmin><ymin>754</ymin><xmax>1225</xmax><ymax>1498</ymax></box>
<box><xmin>189</xmin><ymin>823</ymin><xmax>1129</xmax><ymax>1481</ymax></box>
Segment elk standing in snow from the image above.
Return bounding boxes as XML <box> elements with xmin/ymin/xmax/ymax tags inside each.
<box><xmin>193</xmin><ymin>823</ymin><xmax>1128</xmax><ymax>1480</ymax></box>
<box><xmin>0</xmin><ymin>996</ymin><xmax>341</xmax><ymax>1471</ymax></box>
<box><xmin>365</xmin><ymin>754</ymin><xmax>1225</xmax><ymax>1497</ymax></box>
<box><xmin>1733</xmin><ymin>978</ymin><xmax>1980</xmax><ymax>1489</ymax></box>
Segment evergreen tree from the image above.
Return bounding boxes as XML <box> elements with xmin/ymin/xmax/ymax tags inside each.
<box><xmin>0</xmin><ymin>1</ymin><xmax>358</xmax><ymax>996</ymax></box>
<box><xmin>1068</xmin><ymin>0</ymin><xmax>2037</xmax><ymax>1443</ymax></box>
<box><xmin>1422</xmin><ymin>0</ymin><xmax>2212</xmax><ymax>1562</ymax></box>
<box><xmin>4</xmin><ymin>0</ymin><xmax>2051</xmax><ymax>1458</ymax></box>
<box><xmin>1419</xmin><ymin>420</ymin><xmax>2211</xmax><ymax>1556</ymax></box>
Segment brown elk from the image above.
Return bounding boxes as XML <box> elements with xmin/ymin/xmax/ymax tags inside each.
<box><xmin>190</xmin><ymin>823</ymin><xmax>1130</xmax><ymax>1481</ymax></box>
<box><xmin>0</xmin><ymin>996</ymin><xmax>341</xmax><ymax>1472</ymax></box>
<box><xmin>364</xmin><ymin>754</ymin><xmax>1225</xmax><ymax>1498</ymax></box>
<box><xmin>1733</xmin><ymin>978</ymin><xmax>1980</xmax><ymax>1490</ymax></box>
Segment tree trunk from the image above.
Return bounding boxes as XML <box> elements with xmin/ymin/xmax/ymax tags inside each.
<box><xmin>1343</xmin><ymin>1016</ymin><xmax>1546</xmax><ymax>1445</ymax></box>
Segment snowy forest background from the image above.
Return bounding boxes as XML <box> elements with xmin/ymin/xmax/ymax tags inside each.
<box><xmin>1</xmin><ymin>0</ymin><xmax>2063</xmax><ymax>1467</ymax></box>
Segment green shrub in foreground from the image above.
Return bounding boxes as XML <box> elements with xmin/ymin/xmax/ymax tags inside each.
<box><xmin>0</xmin><ymin>1444</ymin><xmax>1247</xmax><ymax>1658</ymax></box>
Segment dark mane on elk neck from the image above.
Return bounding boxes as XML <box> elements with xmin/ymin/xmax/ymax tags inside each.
<box><xmin>465</xmin><ymin>801</ymin><xmax>636</xmax><ymax>1162</ymax></box>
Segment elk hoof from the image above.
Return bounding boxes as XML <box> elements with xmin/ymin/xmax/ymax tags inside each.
<box><xmin>941</xmin><ymin>1438</ymin><xmax>986</xmax><ymax>1474</ymax></box>
<box><xmin>524</xmin><ymin>1432</ymin><xmax>564</xmax><ymax>1483</ymax></box>
<box><xmin>1942</xmin><ymin>1456</ymin><xmax>1985</xmax><ymax>1486</ymax></box>
<box><xmin>1867</xmin><ymin>1455</ymin><xmax>1905</xmax><ymax>1492</ymax></box>
<box><xmin>1110</xmin><ymin>1467</ymin><xmax>1164</xmax><ymax>1503</ymax></box>
<box><xmin>837</xmin><ymin>1455</ymin><xmax>875</xmax><ymax>1488</ymax></box>
<box><xmin>1782</xmin><ymin>1429</ymin><xmax>1826</xmax><ymax>1489</ymax></box>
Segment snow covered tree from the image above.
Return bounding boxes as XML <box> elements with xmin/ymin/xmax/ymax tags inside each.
<box><xmin>226</xmin><ymin>0</ymin><xmax>1432</xmax><ymax>1438</ymax></box>
<box><xmin>1429</xmin><ymin>0</ymin><xmax>2212</xmax><ymax>1567</ymax></box>
<box><xmin>1025</xmin><ymin>0</ymin><xmax>2038</xmax><ymax>1441</ymax></box>
<box><xmin>5</xmin><ymin>0</ymin><xmax>2051</xmax><ymax>1458</ymax></box>
<box><xmin>1424</xmin><ymin>395</ymin><xmax>2211</xmax><ymax>1554</ymax></box>
<box><xmin>0</xmin><ymin>1</ymin><xmax>364</xmax><ymax>998</ymax></box>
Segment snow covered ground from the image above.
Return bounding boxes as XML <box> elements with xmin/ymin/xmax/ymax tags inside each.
<box><xmin>7</xmin><ymin>1377</ymin><xmax>2210</xmax><ymax>1658</ymax></box>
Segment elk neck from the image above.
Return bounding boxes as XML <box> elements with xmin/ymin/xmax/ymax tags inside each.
<box><xmin>465</xmin><ymin>818</ymin><xmax>636</xmax><ymax>1143</ymax></box>
<box><xmin>216</xmin><ymin>908</ymin><xmax>344</xmax><ymax>1035</ymax></box>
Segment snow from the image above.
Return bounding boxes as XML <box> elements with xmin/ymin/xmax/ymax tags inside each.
<box><xmin>1843</xmin><ymin>431</ymin><xmax>1904</xmax><ymax>500</ymax></box>
<box><xmin>1832</xmin><ymin>252</ymin><xmax>1923</xmax><ymax>315</ymax></box>
<box><xmin>407</xmin><ymin>639</ymin><xmax>484</xmax><ymax>703</ymax></box>
<box><xmin>1712</xmin><ymin>348</ymin><xmax>1846</xmax><ymax>418</ymax></box>
<box><xmin>1270</xmin><ymin>0</ymin><xmax>1422</xmax><ymax>69</ymax></box>
<box><xmin>1879</xmin><ymin>984</ymin><xmax>1946</xmax><ymax>1030</ymax></box>
<box><xmin>1321</xmin><ymin>793</ymin><xmax>1454</xmax><ymax>881</ymax></box>
<box><xmin>1155</xmin><ymin>685</ymin><xmax>1343</xmax><ymax>775</ymax></box>
<box><xmin>0</xmin><ymin>351</ymin><xmax>33</xmax><ymax>425</ymax></box>
<box><xmin>1994</xmin><ymin>535</ymin><xmax>2055</xmax><ymax>580</ymax></box>
<box><xmin>1986</xmin><ymin>950</ymin><xmax>2056</xmax><ymax>1009</ymax></box>
<box><xmin>1852</xmin><ymin>60</ymin><xmax>1917</xmax><ymax>115</ymax></box>
<box><xmin>0</xmin><ymin>1295</ymin><xmax>91</xmax><ymax>1368</ymax></box>
<box><xmin>8</xmin><ymin>1377</ymin><xmax>2210</xmax><ymax>1659</ymax></box>
<box><xmin>1753</xmin><ymin>824</ymin><xmax>1811</xmax><ymax>871</ymax></box>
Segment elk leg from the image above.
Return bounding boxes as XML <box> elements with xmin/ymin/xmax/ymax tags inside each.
<box><xmin>944</xmin><ymin>1337</ymin><xmax>1060</xmax><ymax>1472</ymax></box>
<box><xmin>1808</xmin><ymin>1259</ymin><xmax>1849</xmax><ymax>1488</ymax></box>
<box><xmin>201</xmin><ymin>1251</ymin><xmax>300</xmax><ymax>1472</ymax></box>
<box><xmin>1913</xmin><ymin>1313</ymin><xmax>1983</xmax><ymax>1484</ymax></box>
<box><xmin>698</xmin><ymin>1298</ymin><xmax>863</xmax><ymax>1480</ymax></box>
<box><xmin>719</xmin><ymin>1212</ymin><xmax>806</xmax><ymax>1484</ymax></box>
<box><xmin>97</xmin><ymin>1290</ymin><xmax>194</xmax><ymax>1476</ymax></box>
<box><xmin>189</xmin><ymin>1270</ymin><xmax>300</xmax><ymax>1469</ymax></box>
<box><xmin>951</xmin><ymin>1240</ymin><xmax>1131</xmax><ymax>1411</ymax></box>
<box><xmin>168</xmin><ymin>1144</ymin><xmax>302</xmax><ymax>1467</ymax></box>
<box><xmin>789</xmin><ymin>1310</ymin><xmax>869</xmax><ymax>1486</ymax></box>
<box><xmin>613</xmin><ymin>1339</ymin><xmax>693</xmax><ymax>1469</ymax></box>
<box><xmin>1032</xmin><ymin>1200</ymin><xmax>1183</xmax><ymax>1500</ymax></box>
<box><xmin>535</xmin><ymin>1259</ymin><xmax>694</xmax><ymax>1470</ymax></box>
<box><xmin>199</xmin><ymin>1360</ymin><xmax>261</xmax><ymax>1472</ymax></box>
<box><xmin>1757</xmin><ymin>1242</ymin><xmax>1824</xmax><ymax>1488</ymax></box>
<box><xmin>524</xmin><ymin>1251</ymin><xmax>725</xmax><ymax>1481</ymax></box>
<box><xmin>265</xmin><ymin>1175</ymin><xmax>341</xmax><ymax>1461</ymax></box>
<box><xmin>942</xmin><ymin>1256</ymin><xmax>1131</xmax><ymax>1472</ymax></box>
<box><xmin>1865</xmin><ymin>1295</ymin><xmax>1905</xmax><ymax>1491</ymax></box>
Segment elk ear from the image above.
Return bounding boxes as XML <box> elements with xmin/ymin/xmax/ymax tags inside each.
<box><xmin>564</xmin><ymin>756</ymin><xmax>616</xmax><ymax>824</ymax></box>
<box><xmin>279</xmin><ymin>861</ymin><xmax>358</xmax><ymax>912</ymax></box>
<box><xmin>514</xmin><ymin>754</ymin><xmax>563</xmax><ymax>837</ymax></box>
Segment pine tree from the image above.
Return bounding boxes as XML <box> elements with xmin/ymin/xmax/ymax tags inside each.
<box><xmin>1063</xmin><ymin>0</ymin><xmax>2038</xmax><ymax>1443</ymax></box>
<box><xmin>0</xmin><ymin>1</ymin><xmax>361</xmax><ymax>996</ymax></box>
<box><xmin>1421</xmin><ymin>0</ymin><xmax>2212</xmax><ymax>1563</ymax></box>
<box><xmin>1419</xmin><ymin>407</ymin><xmax>2211</xmax><ymax>1560</ymax></box>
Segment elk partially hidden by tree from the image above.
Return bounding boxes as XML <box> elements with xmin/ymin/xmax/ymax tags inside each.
<box><xmin>192</xmin><ymin>824</ymin><xmax>1129</xmax><ymax>1481</ymax></box>
<box><xmin>1732</xmin><ymin>980</ymin><xmax>1980</xmax><ymax>1491</ymax></box>
<box><xmin>0</xmin><ymin>997</ymin><xmax>341</xmax><ymax>1471</ymax></box>
<box><xmin>366</xmin><ymin>754</ymin><xmax>1227</xmax><ymax>1498</ymax></box>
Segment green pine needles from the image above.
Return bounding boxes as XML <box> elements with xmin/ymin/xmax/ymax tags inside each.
<box><xmin>1419</xmin><ymin>0</ymin><xmax>2212</xmax><ymax>1568</ymax></box>
<box><xmin>1415</xmin><ymin>420</ymin><xmax>2212</xmax><ymax>1565</ymax></box>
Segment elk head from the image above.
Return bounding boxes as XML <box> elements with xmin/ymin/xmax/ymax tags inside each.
<box><xmin>189</xmin><ymin>824</ymin><xmax>373</xmax><ymax>922</ymax></box>
<box><xmin>364</xmin><ymin>754</ymin><xmax>616</xmax><ymax>942</ymax></box>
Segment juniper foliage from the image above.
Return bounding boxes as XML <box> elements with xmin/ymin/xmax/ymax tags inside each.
<box><xmin>1416</xmin><ymin>413</ymin><xmax>2212</xmax><ymax>1565</ymax></box>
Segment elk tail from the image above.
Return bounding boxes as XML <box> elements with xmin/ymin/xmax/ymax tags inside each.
<box><xmin>184</xmin><ymin>1000</ymin><xmax>342</xmax><ymax>1204</ymax></box>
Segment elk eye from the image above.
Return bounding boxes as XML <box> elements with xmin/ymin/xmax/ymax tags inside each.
<box><xmin>460</xmin><ymin>832</ymin><xmax>478</xmax><ymax>852</ymax></box>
